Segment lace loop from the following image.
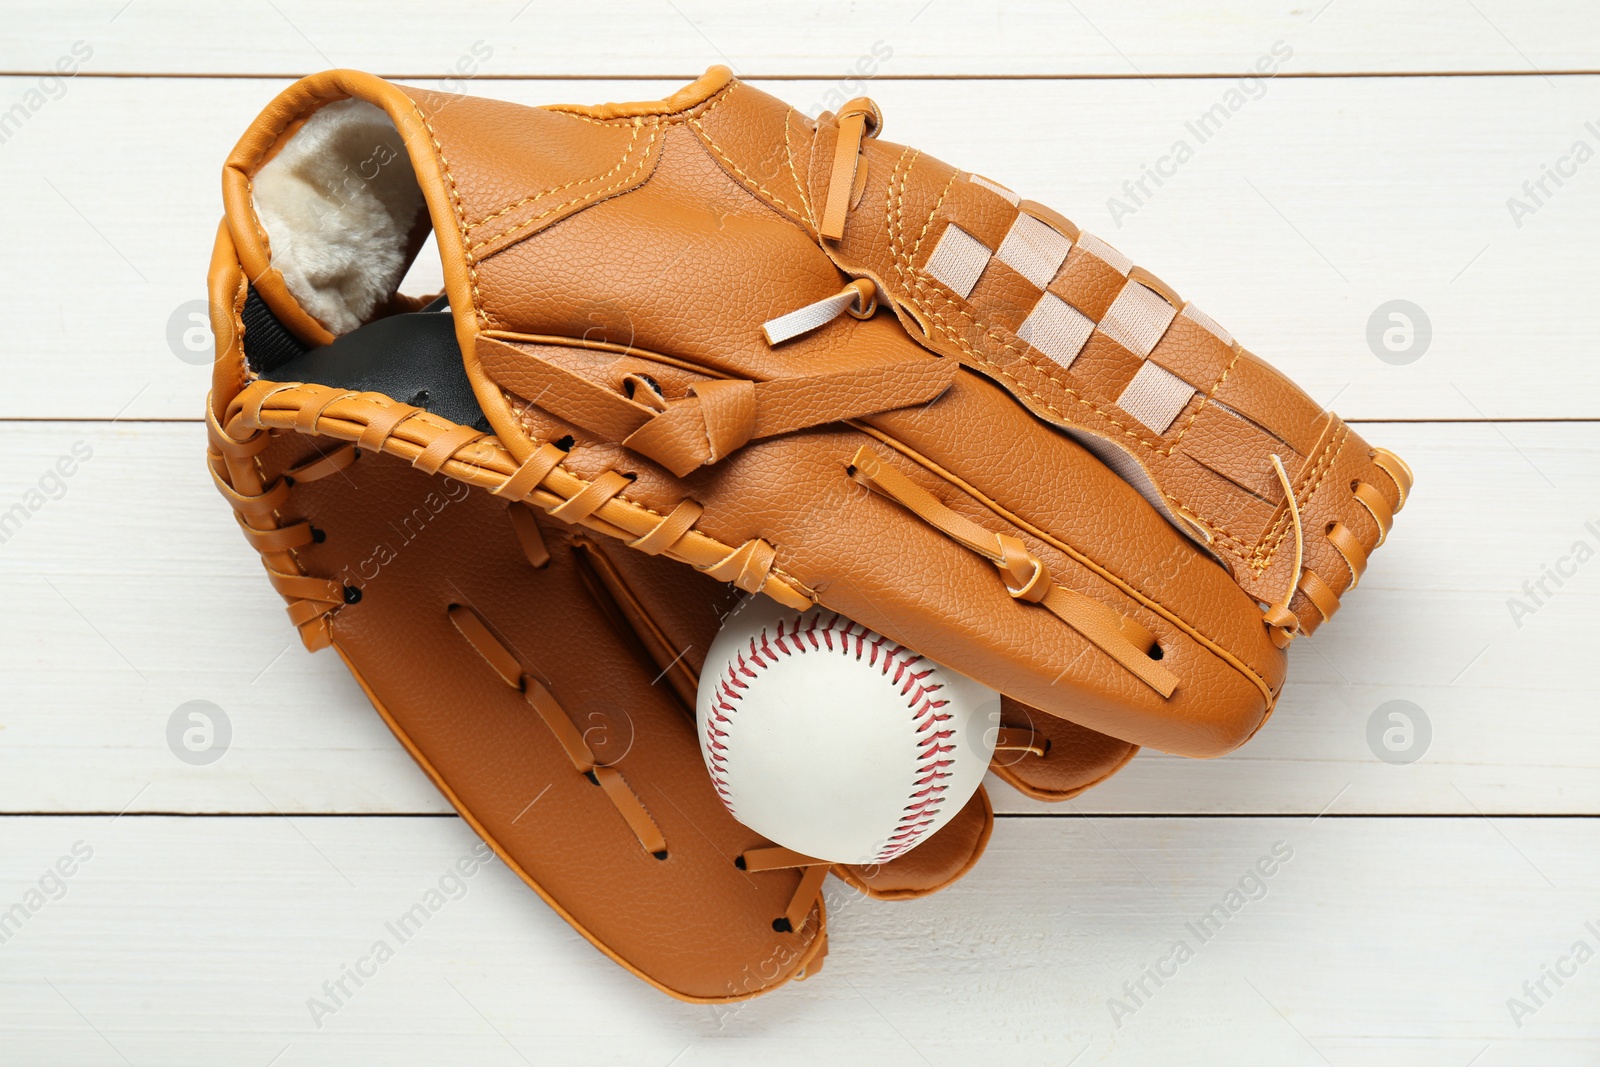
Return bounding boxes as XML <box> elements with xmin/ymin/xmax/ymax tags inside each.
<box><xmin>819</xmin><ymin>97</ymin><xmax>880</xmax><ymax>241</ymax></box>
<box><xmin>762</xmin><ymin>279</ymin><xmax>879</xmax><ymax>345</ymax></box>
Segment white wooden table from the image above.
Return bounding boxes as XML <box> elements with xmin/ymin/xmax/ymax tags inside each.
<box><xmin>3</xmin><ymin>3</ymin><xmax>1598</xmax><ymax>1063</ymax></box>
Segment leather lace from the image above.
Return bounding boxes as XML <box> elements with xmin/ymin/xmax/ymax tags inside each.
<box><xmin>1263</xmin><ymin>446</ymin><xmax>1415</xmax><ymax>647</ymax></box>
<box><xmin>737</xmin><ymin>846</ymin><xmax>831</xmax><ymax>935</ymax></box>
<box><xmin>819</xmin><ymin>98</ymin><xmax>881</xmax><ymax>241</ymax></box>
<box><xmin>846</xmin><ymin>445</ymin><xmax>1179</xmax><ymax>699</ymax></box>
<box><xmin>447</xmin><ymin>601</ymin><xmax>671</xmax><ymax>857</ymax></box>
<box><xmin>992</xmin><ymin>726</ymin><xmax>1048</xmax><ymax>758</ymax></box>
<box><xmin>762</xmin><ymin>279</ymin><xmax>878</xmax><ymax>345</ymax></box>
<box><xmin>477</xmin><ymin>335</ymin><xmax>954</xmax><ymax>476</ymax></box>
<box><xmin>218</xmin><ymin>382</ymin><xmax>818</xmax><ymax>624</ymax></box>
<box><xmin>1262</xmin><ymin>454</ymin><xmax>1305</xmax><ymax>647</ymax></box>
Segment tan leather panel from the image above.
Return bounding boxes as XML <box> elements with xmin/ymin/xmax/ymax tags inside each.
<box><xmin>1169</xmin><ymin>452</ymin><xmax>1281</xmax><ymax>553</ymax></box>
<box><xmin>988</xmin><ymin>696</ymin><xmax>1140</xmax><ymax>802</ymax></box>
<box><xmin>1049</xmin><ymin>246</ymin><xmax>1126</xmax><ymax>321</ymax></box>
<box><xmin>1067</xmin><ymin>332</ymin><xmax>1144</xmax><ymax>403</ymax></box>
<box><xmin>1211</xmin><ymin>348</ymin><xmax>1325</xmax><ymax>456</ymax></box>
<box><xmin>1145</xmin><ymin>314</ymin><xmax>1234</xmax><ymax>396</ymax></box>
<box><xmin>472</xmin><ymin>123</ymin><xmax>841</xmax><ymax>373</ymax></box>
<box><xmin>686</xmin><ymin>79</ymin><xmax>817</xmax><ymax>232</ymax></box>
<box><xmin>965</xmin><ymin>257</ymin><xmax>1046</xmax><ymax>332</ymax></box>
<box><xmin>1182</xmin><ymin>402</ymin><xmax>1293</xmax><ymax>504</ymax></box>
<box><xmin>400</xmin><ymin>87</ymin><xmax>667</xmax><ymax>261</ymax></box>
<box><xmin>258</xmin><ymin>438</ymin><xmax>825</xmax><ymax>1001</ymax></box>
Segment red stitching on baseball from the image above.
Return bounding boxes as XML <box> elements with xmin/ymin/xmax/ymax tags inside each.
<box><xmin>706</xmin><ymin>610</ymin><xmax>956</xmax><ymax>863</ymax></box>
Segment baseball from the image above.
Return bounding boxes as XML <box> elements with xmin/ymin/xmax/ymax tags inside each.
<box><xmin>697</xmin><ymin>596</ymin><xmax>1000</xmax><ymax>866</ymax></box>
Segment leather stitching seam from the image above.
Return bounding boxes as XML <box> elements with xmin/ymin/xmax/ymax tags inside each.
<box><xmin>688</xmin><ymin>109</ymin><xmax>810</xmax><ymax>225</ymax></box>
<box><xmin>783</xmin><ymin>108</ymin><xmax>816</xmax><ymax>226</ymax></box>
<box><xmin>468</xmin><ymin>123</ymin><xmax>662</xmax><ymax>252</ymax></box>
<box><xmin>408</xmin><ymin>98</ymin><xmax>485</xmax><ymax>326</ymax></box>
<box><xmin>465</xmin><ymin>120</ymin><xmax>645</xmax><ymax>232</ymax></box>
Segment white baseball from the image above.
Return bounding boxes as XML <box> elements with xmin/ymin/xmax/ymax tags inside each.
<box><xmin>696</xmin><ymin>596</ymin><xmax>999</xmax><ymax>866</ymax></box>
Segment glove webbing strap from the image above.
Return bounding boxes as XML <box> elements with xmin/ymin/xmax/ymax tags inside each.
<box><xmin>447</xmin><ymin>603</ymin><xmax>671</xmax><ymax>858</ymax></box>
<box><xmin>846</xmin><ymin>446</ymin><xmax>1179</xmax><ymax>699</ymax></box>
<box><xmin>475</xmin><ymin>335</ymin><xmax>956</xmax><ymax>477</ymax></box>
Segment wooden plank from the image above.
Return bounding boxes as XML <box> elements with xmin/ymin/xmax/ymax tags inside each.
<box><xmin>0</xmin><ymin>814</ymin><xmax>1595</xmax><ymax>1062</ymax></box>
<box><xmin>3</xmin><ymin>72</ymin><xmax>1597</xmax><ymax>421</ymax></box>
<box><xmin>1</xmin><ymin>421</ymin><xmax>1593</xmax><ymax>816</ymax></box>
<box><xmin>6</xmin><ymin>1</ymin><xmax>1600</xmax><ymax>77</ymax></box>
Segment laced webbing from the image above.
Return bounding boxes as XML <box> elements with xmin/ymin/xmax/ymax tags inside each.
<box><xmin>448</xmin><ymin>602</ymin><xmax>669</xmax><ymax>858</ymax></box>
<box><xmin>846</xmin><ymin>446</ymin><xmax>1179</xmax><ymax>699</ymax></box>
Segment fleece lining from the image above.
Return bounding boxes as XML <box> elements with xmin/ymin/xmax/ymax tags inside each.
<box><xmin>252</xmin><ymin>98</ymin><xmax>424</xmax><ymax>336</ymax></box>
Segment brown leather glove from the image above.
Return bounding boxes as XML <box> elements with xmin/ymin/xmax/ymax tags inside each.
<box><xmin>210</xmin><ymin>69</ymin><xmax>1402</xmax><ymax>998</ymax></box>
<box><xmin>210</xmin><ymin>67</ymin><xmax>1410</xmax><ymax>764</ymax></box>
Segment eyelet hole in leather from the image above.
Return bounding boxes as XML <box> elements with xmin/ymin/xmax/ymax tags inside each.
<box><xmin>652</xmin><ymin>850</ymin><xmax>669</xmax><ymax>861</ymax></box>
<box><xmin>622</xmin><ymin>373</ymin><xmax>663</xmax><ymax>401</ymax></box>
<box><xmin>1147</xmin><ymin>643</ymin><xmax>1164</xmax><ymax>661</ymax></box>
<box><xmin>733</xmin><ymin>855</ymin><xmax>747</xmax><ymax>870</ymax></box>
<box><xmin>309</xmin><ymin>526</ymin><xmax>327</xmax><ymax>543</ymax></box>
<box><xmin>554</xmin><ymin>435</ymin><xmax>575</xmax><ymax>452</ymax></box>
<box><xmin>772</xmin><ymin>917</ymin><xmax>794</xmax><ymax>933</ymax></box>
<box><xmin>342</xmin><ymin>584</ymin><xmax>362</xmax><ymax>604</ymax></box>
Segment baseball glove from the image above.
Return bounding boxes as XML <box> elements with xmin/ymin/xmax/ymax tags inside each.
<box><xmin>212</xmin><ymin>67</ymin><xmax>1410</xmax><ymax>763</ymax></box>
